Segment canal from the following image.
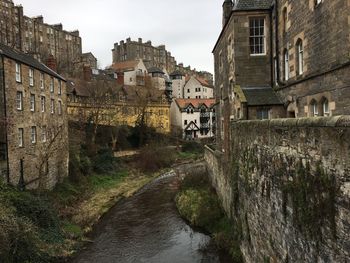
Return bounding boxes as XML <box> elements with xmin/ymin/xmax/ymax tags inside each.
<box><xmin>71</xmin><ymin>171</ymin><xmax>232</xmax><ymax>263</ymax></box>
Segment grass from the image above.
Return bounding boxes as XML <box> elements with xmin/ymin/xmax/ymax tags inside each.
<box><xmin>175</xmin><ymin>174</ymin><xmax>243</xmax><ymax>262</ymax></box>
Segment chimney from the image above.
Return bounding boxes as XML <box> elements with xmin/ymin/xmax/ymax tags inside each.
<box><xmin>117</xmin><ymin>72</ymin><xmax>124</xmax><ymax>85</ymax></box>
<box><xmin>46</xmin><ymin>55</ymin><xmax>57</xmax><ymax>72</ymax></box>
<box><xmin>222</xmin><ymin>0</ymin><xmax>233</xmax><ymax>27</ymax></box>
<box><xmin>138</xmin><ymin>38</ymin><xmax>142</xmax><ymax>43</ymax></box>
<box><xmin>83</xmin><ymin>66</ymin><xmax>92</xmax><ymax>81</ymax></box>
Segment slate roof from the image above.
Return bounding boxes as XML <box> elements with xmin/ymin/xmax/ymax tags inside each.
<box><xmin>110</xmin><ymin>60</ymin><xmax>140</xmax><ymax>72</ymax></box>
<box><xmin>147</xmin><ymin>67</ymin><xmax>164</xmax><ymax>74</ymax></box>
<box><xmin>234</xmin><ymin>0</ymin><xmax>272</xmax><ymax>11</ymax></box>
<box><xmin>169</xmin><ymin>70</ymin><xmax>184</xmax><ymax>76</ymax></box>
<box><xmin>240</xmin><ymin>87</ymin><xmax>283</xmax><ymax>106</ymax></box>
<box><xmin>0</xmin><ymin>43</ymin><xmax>65</xmax><ymax>81</ymax></box>
<box><xmin>175</xmin><ymin>98</ymin><xmax>216</xmax><ymax>109</ymax></box>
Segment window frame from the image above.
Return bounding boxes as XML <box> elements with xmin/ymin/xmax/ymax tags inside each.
<box><xmin>40</xmin><ymin>72</ymin><xmax>44</xmax><ymax>90</ymax></box>
<box><xmin>41</xmin><ymin>96</ymin><xmax>46</xmax><ymax>112</ymax></box>
<box><xmin>18</xmin><ymin>128</ymin><xmax>24</xmax><ymax>147</ymax></box>
<box><xmin>296</xmin><ymin>39</ymin><xmax>304</xmax><ymax>75</ymax></box>
<box><xmin>284</xmin><ymin>49</ymin><xmax>289</xmax><ymax>81</ymax></box>
<box><xmin>249</xmin><ymin>17</ymin><xmax>266</xmax><ymax>56</ymax></box>
<box><xmin>30</xmin><ymin>94</ymin><xmax>35</xmax><ymax>112</ymax></box>
<box><xmin>16</xmin><ymin>91</ymin><xmax>23</xmax><ymax>110</ymax></box>
<box><xmin>50</xmin><ymin>77</ymin><xmax>54</xmax><ymax>93</ymax></box>
<box><xmin>31</xmin><ymin>126</ymin><xmax>37</xmax><ymax>144</ymax></box>
<box><xmin>50</xmin><ymin>99</ymin><xmax>55</xmax><ymax>114</ymax></box>
<box><xmin>15</xmin><ymin>63</ymin><xmax>21</xmax><ymax>83</ymax></box>
<box><xmin>58</xmin><ymin>100</ymin><xmax>62</xmax><ymax>115</ymax></box>
<box><xmin>29</xmin><ymin>68</ymin><xmax>34</xmax><ymax>87</ymax></box>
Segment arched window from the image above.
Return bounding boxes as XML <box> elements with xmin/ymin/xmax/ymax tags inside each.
<box><xmin>321</xmin><ymin>98</ymin><xmax>330</xmax><ymax>116</ymax></box>
<box><xmin>282</xmin><ymin>7</ymin><xmax>288</xmax><ymax>33</ymax></box>
<box><xmin>296</xmin><ymin>39</ymin><xmax>304</xmax><ymax>75</ymax></box>
<box><xmin>284</xmin><ymin>49</ymin><xmax>289</xmax><ymax>81</ymax></box>
<box><xmin>310</xmin><ymin>99</ymin><xmax>318</xmax><ymax>117</ymax></box>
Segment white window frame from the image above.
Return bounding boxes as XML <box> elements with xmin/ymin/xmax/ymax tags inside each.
<box><xmin>58</xmin><ymin>80</ymin><xmax>62</xmax><ymax>95</ymax></box>
<box><xmin>50</xmin><ymin>99</ymin><xmax>55</xmax><ymax>114</ymax></box>
<box><xmin>40</xmin><ymin>73</ymin><xmax>44</xmax><ymax>89</ymax></box>
<box><xmin>15</xmin><ymin>63</ymin><xmax>21</xmax><ymax>82</ymax></box>
<box><xmin>31</xmin><ymin>126</ymin><xmax>36</xmax><ymax>144</ymax></box>
<box><xmin>41</xmin><ymin>96</ymin><xmax>46</xmax><ymax>112</ymax></box>
<box><xmin>297</xmin><ymin>41</ymin><xmax>304</xmax><ymax>75</ymax></box>
<box><xmin>16</xmin><ymin>91</ymin><xmax>23</xmax><ymax>110</ymax></box>
<box><xmin>29</xmin><ymin>68</ymin><xmax>34</xmax><ymax>86</ymax></box>
<box><xmin>249</xmin><ymin>17</ymin><xmax>266</xmax><ymax>55</ymax></box>
<box><xmin>284</xmin><ymin>50</ymin><xmax>289</xmax><ymax>81</ymax></box>
<box><xmin>311</xmin><ymin>101</ymin><xmax>318</xmax><ymax>116</ymax></box>
<box><xmin>30</xmin><ymin>94</ymin><xmax>35</xmax><ymax>112</ymax></box>
<box><xmin>50</xmin><ymin>77</ymin><xmax>54</xmax><ymax>93</ymax></box>
<box><xmin>41</xmin><ymin>126</ymin><xmax>47</xmax><ymax>142</ymax></box>
<box><xmin>18</xmin><ymin>128</ymin><xmax>24</xmax><ymax>147</ymax></box>
<box><xmin>323</xmin><ymin>99</ymin><xmax>329</xmax><ymax>116</ymax></box>
<box><xmin>58</xmin><ymin>100</ymin><xmax>62</xmax><ymax>115</ymax></box>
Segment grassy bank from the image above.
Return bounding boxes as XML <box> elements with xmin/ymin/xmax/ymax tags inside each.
<box><xmin>175</xmin><ymin>174</ymin><xmax>243</xmax><ymax>262</ymax></box>
<box><xmin>0</xmin><ymin>142</ymin><xmax>204</xmax><ymax>262</ymax></box>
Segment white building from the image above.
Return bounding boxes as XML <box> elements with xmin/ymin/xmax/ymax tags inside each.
<box><xmin>111</xmin><ymin>59</ymin><xmax>147</xmax><ymax>86</ymax></box>
<box><xmin>183</xmin><ymin>76</ymin><xmax>214</xmax><ymax>99</ymax></box>
<box><xmin>170</xmin><ymin>70</ymin><xmax>186</xmax><ymax>99</ymax></box>
<box><xmin>171</xmin><ymin>98</ymin><xmax>216</xmax><ymax>140</ymax></box>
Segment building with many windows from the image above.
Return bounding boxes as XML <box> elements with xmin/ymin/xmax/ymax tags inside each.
<box><xmin>0</xmin><ymin>0</ymin><xmax>83</xmax><ymax>76</ymax></box>
<box><xmin>213</xmin><ymin>0</ymin><xmax>350</xmax><ymax>153</ymax></box>
<box><xmin>0</xmin><ymin>43</ymin><xmax>68</xmax><ymax>189</ymax></box>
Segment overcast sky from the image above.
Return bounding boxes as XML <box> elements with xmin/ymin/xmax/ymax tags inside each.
<box><xmin>16</xmin><ymin>0</ymin><xmax>222</xmax><ymax>74</ymax></box>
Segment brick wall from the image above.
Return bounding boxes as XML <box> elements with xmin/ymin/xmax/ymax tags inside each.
<box><xmin>205</xmin><ymin>116</ymin><xmax>350</xmax><ymax>262</ymax></box>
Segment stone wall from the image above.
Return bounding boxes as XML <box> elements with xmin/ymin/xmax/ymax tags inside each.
<box><xmin>205</xmin><ymin>116</ymin><xmax>350</xmax><ymax>262</ymax></box>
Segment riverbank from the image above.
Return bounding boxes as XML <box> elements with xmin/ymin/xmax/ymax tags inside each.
<box><xmin>175</xmin><ymin>170</ymin><xmax>243</xmax><ymax>262</ymax></box>
<box><xmin>0</xmin><ymin>144</ymin><xmax>203</xmax><ymax>262</ymax></box>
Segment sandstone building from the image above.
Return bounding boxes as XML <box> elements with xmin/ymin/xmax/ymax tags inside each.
<box><xmin>0</xmin><ymin>0</ymin><xmax>83</xmax><ymax>76</ymax></box>
<box><xmin>213</xmin><ymin>0</ymin><xmax>350</xmax><ymax>153</ymax></box>
<box><xmin>0</xmin><ymin>43</ymin><xmax>68</xmax><ymax>189</ymax></box>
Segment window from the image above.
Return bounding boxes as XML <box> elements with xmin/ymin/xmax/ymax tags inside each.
<box><xmin>50</xmin><ymin>77</ymin><xmax>54</xmax><ymax>93</ymax></box>
<box><xmin>41</xmin><ymin>96</ymin><xmax>46</xmax><ymax>112</ymax></box>
<box><xmin>184</xmin><ymin>120</ymin><xmax>188</xmax><ymax>125</ymax></box>
<box><xmin>41</xmin><ymin>126</ymin><xmax>47</xmax><ymax>142</ymax></box>
<box><xmin>18</xmin><ymin>128</ymin><xmax>24</xmax><ymax>147</ymax></box>
<box><xmin>50</xmin><ymin>99</ymin><xmax>55</xmax><ymax>114</ymax></box>
<box><xmin>40</xmin><ymin>73</ymin><xmax>44</xmax><ymax>89</ymax></box>
<box><xmin>315</xmin><ymin>0</ymin><xmax>322</xmax><ymax>6</ymax></box>
<box><xmin>15</xmin><ymin>63</ymin><xmax>21</xmax><ymax>82</ymax></box>
<box><xmin>282</xmin><ymin>7</ymin><xmax>288</xmax><ymax>33</ymax></box>
<box><xmin>29</xmin><ymin>68</ymin><xmax>34</xmax><ymax>86</ymax></box>
<box><xmin>30</xmin><ymin>94</ymin><xmax>35</xmax><ymax>112</ymax></box>
<box><xmin>284</xmin><ymin>49</ymin><xmax>289</xmax><ymax>81</ymax></box>
<box><xmin>187</xmin><ymin>89</ymin><xmax>190</xmax><ymax>93</ymax></box>
<box><xmin>296</xmin><ymin>39</ymin><xmax>304</xmax><ymax>75</ymax></box>
<box><xmin>257</xmin><ymin>109</ymin><xmax>269</xmax><ymax>120</ymax></box>
<box><xmin>310</xmin><ymin>100</ymin><xmax>318</xmax><ymax>117</ymax></box>
<box><xmin>31</xmin><ymin>126</ymin><xmax>36</xmax><ymax>144</ymax></box>
<box><xmin>249</xmin><ymin>18</ymin><xmax>265</xmax><ymax>55</ymax></box>
<box><xmin>58</xmin><ymin>80</ymin><xmax>62</xmax><ymax>95</ymax></box>
<box><xmin>322</xmin><ymin>98</ymin><xmax>329</xmax><ymax>116</ymax></box>
<box><xmin>58</xmin><ymin>100</ymin><xmax>62</xmax><ymax>115</ymax></box>
<box><xmin>16</xmin><ymin>91</ymin><xmax>23</xmax><ymax>110</ymax></box>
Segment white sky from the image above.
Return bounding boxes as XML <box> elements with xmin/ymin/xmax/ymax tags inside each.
<box><xmin>15</xmin><ymin>0</ymin><xmax>222</xmax><ymax>74</ymax></box>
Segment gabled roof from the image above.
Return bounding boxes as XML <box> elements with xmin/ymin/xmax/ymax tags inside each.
<box><xmin>148</xmin><ymin>67</ymin><xmax>164</xmax><ymax>74</ymax></box>
<box><xmin>110</xmin><ymin>60</ymin><xmax>140</xmax><ymax>72</ymax></box>
<box><xmin>0</xmin><ymin>43</ymin><xmax>65</xmax><ymax>81</ymax></box>
<box><xmin>184</xmin><ymin>121</ymin><xmax>200</xmax><ymax>131</ymax></box>
<box><xmin>238</xmin><ymin>86</ymin><xmax>283</xmax><ymax>106</ymax></box>
<box><xmin>234</xmin><ymin>0</ymin><xmax>272</xmax><ymax>11</ymax></box>
<box><xmin>185</xmin><ymin>76</ymin><xmax>212</xmax><ymax>88</ymax></box>
<box><xmin>175</xmin><ymin>98</ymin><xmax>216</xmax><ymax>109</ymax></box>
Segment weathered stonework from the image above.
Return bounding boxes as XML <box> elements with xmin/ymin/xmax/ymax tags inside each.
<box><xmin>0</xmin><ymin>47</ymin><xmax>69</xmax><ymax>189</ymax></box>
<box><xmin>205</xmin><ymin>116</ymin><xmax>350</xmax><ymax>262</ymax></box>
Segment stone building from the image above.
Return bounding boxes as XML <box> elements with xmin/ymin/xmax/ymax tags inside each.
<box><xmin>170</xmin><ymin>70</ymin><xmax>186</xmax><ymax>99</ymax></box>
<box><xmin>0</xmin><ymin>43</ymin><xmax>68</xmax><ymax>189</ymax></box>
<box><xmin>183</xmin><ymin>76</ymin><xmax>214</xmax><ymax>99</ymax></box>
<box><xmin>112</xmin><ymin>38</ymin><xmax>176</xmax><ymax>74</ymax></box>
<box><xmin>81</xmin><ymin>52</ymin><xmax>98</xmax><ymax>69</ymax></box>
<box><xmin>110</xmin><ymin>59</ymin><xmax>147</xmax><ymax>86</ymax></box>
<box><xmin>213</xmin><ymin>0</ymin><xmax>350</xmax><ymax>153</ymax></box>
<box><xmin>0</xmin><ymin>0</ymin><xmax>83</xmax><ymax>76</ymax></box>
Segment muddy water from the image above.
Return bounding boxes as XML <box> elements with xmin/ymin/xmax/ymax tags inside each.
<box><xmin>71</xmin><ymin>171</ymin><xmax>232</xmax><ymax>263</ymax></box>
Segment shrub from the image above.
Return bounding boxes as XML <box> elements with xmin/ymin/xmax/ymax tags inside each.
<box><xmin>92</xmin><ymin>148</ymin><xmax>116</xmax><ymax>174</ymax></box>
<box><xmin>182</xmin><ymin>141</ymin><xmax>204</xmax><ymax>154</ymax></box>
<box><xmin>137</xmin><ymin>146</ymin><xmax>176</xmax><ymax>172</ymax></box>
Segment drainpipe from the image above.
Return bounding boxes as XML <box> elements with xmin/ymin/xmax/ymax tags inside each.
<box><xmin>0</xmin><ymin>56</ymin><xmax>10</xmax><ymax>184</ymax></box>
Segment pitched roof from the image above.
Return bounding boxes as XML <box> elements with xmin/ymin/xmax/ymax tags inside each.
<box><xmin>110</xmin><ymin>60</ymin><xmax>140</xmax><ymax>72</ymax></box>
<box><xmin>148</xmin><ymin>67</ymin><xmax>164</xmax><ymax>74</ymax></box>
<box><xmin>234</xmin><ymin>0</ymin><xmax>272</xmax><ymax>11</ymax></box>
<box><xmin>240</xmin><ymin>87</ymin><xmax>283</xmax><ymax>106</ymax></box>
<box><xmin>175</xmin><ymin>98</ymin><xmax>216</xmax><ymax>109</ymax></box>
<box><xmin>0</xmin><ymin>43</ymin><xmax>65</xmax><ymax>81</ymax></box>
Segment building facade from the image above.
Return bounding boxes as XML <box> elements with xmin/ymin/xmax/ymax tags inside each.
<box><xmin>184</xmin><ymin>76</ymin><xmax>214</xmax><ymax>99</ymax></box>
<box><xmin>170</xmin><ymin>99</ymin><xmax>216</xmax><ymax>140</ymax></box>
<box><xmin>112</xmin><ymin>38</ymin><xmax>176</xmax><ymax>74</ymax></box>
<box><xmin>0</xmin><ymin>0</ymin><xmax>83</xmax><ymax>76</ymax></box>
<box><xmin>213</xmin><ymin>0</ymin><xmax>350</xmax><ymax>153</ymax></box>
<box><xmin>0</xmin><ymin>43</ymin><xmax>68</xmax><ymax>189</ymax></box>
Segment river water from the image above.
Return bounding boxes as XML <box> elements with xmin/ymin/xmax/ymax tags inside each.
<box><xmin>71</xmin><ymin>171</ymin><xmax>232</xmax><ymax>263</ymax></box>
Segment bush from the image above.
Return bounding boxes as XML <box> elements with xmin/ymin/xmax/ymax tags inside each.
<box><xmin>92</xmin><ymin>148</ymin><xmax>116</xmax><ymax>174</ymax></box>
<box><xmin>182</xmin><ymin>141</ymin><xmax>204</xmax><ymax>154</ymax></box>
<box><xmin>137</xmin><ymin>146</ymin><xmax>176</xmax><ymax>172</ymax></box>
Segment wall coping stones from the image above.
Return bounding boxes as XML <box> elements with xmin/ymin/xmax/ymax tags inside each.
<box><xmin>232</xmin><ymin>116</ymin><xmax>350</xmax><ymax>128</ymax></box>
